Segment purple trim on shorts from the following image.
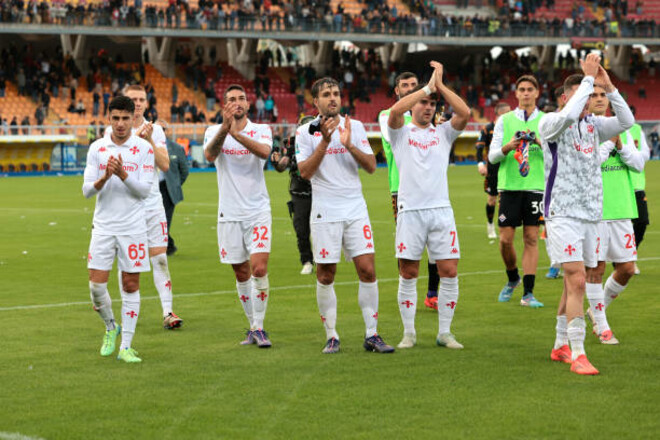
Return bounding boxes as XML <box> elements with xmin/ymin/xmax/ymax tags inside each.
<box><xmin>544</xmin><ymin>141</ymin><xmax>558</xmax><ymax>218</ymax></box>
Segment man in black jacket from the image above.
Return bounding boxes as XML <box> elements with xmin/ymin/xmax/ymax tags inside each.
<box><xmin>157</xmin><ymin>120</ymin><xmax>190</xmax><ymax>256</ymax></box>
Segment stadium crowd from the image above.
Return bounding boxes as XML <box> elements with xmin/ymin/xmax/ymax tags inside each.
<box><xmin>0</xmin><ymin>0</ymin><xmax>656</xmax><ymax>37</ymax></box>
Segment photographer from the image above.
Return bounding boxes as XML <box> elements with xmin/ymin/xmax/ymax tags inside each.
<box><xmin>271</xmin><ymin>115</ymin><xmax>315</xmax><ymax>275</ymax></box>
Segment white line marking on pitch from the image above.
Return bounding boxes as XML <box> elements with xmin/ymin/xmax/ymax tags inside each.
<box><xmin>1</xmin><ymin>258</ymin><xmax>657</xmax><ymax>313</ymax></box>
<box><xmin>0</xmin><ymin>433</ymin><xmax>47</xmax><ymax>440</ymax></box>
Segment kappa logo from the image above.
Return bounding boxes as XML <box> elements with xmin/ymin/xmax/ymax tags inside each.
<box><xmin>366</xmin><ymin>242</ymin><xmax>373</xmax><ymax>249</ymax></box>
<box><xmin>451</xmin><ymin>248</ymin><xmax>458</xmax><ymax>254</ymax></box>
<box><xmin>313</xmin><ymin>132</ymin><xmax>322</xmax><ymax>137</ymax></box>
<box><xmin>133</xmin><ymin>260</ymin><xmax>142</xmax><ymax>267</ymax></box>
<box><xmin>99</xmin><ymin>146</ymin><xmax>107</xmax><ymax>152</ymax></box>
<box><xmin>256</xmin><ymin>242</ymin><xmax>266</xmax><ymax>249</ymax></box>
<box><xmin>148</xmin><ymin>148</ymin><xmax>154</xmax><ymax>154</ymax></box>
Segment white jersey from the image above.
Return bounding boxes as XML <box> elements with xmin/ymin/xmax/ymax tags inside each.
<box><xmin>203</xmin><ymin>120</ymin><xmax>273</xmax><ymax>221</ymax></box>
<box><xmin>82</xmin><ymin>135</ymin><xmax>154</xmax><ymax>235</ymax></box>
<box><xmin>295</xmin><ymin>116</ymin><xmax>373</xmax><ymax>222</ymax></box>
<box><xmin>388</xmin><ymin>121</ymin><xmax>461</xmax><ymax>212</ymax></box>
<box><xmin>538</xmin><ymin>76</ymin><xmax>634</xmax><ymax>222</ymax></box>
<box><xmin>105</xmin><ymin>121</ymin><xmax>167</xmax><ymax>211</ymax></box>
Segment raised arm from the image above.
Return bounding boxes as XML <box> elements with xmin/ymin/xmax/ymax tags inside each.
<box><xmin>82</xmin><ymin>144</ymin><xmax>112</xmax><ymax>198</ymax></box>
<box><xmin>431</xmin><ymin>61</ymin><xmax>470</xmax><ymax>132</ymax></box>
<box><xmin>230</xmin><ymin>128</ymin><xmax>271</xmax><ymax>159</ymax></box>
<box><xmin>298</xmin><ymin>117</ymin><xmax>338</xmax><ymax>180</ymax></box>
<box><xmin>204</xmin><ymin>104</ymin><xmax>236</xmax><ymax>162</ymax></box>
<box><xmin>340</xmin><ymin>116</ymin><xmax>376</xmax><ymax>174</ymax></box>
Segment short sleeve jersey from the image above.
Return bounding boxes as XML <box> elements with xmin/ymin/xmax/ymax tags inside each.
<box><xmin>105</xmin><ymin>121</ymin><xmax>167</xmax><ymax>211</ymax></box>
<box><xmin>387</xmin><ymin>121</ymin><xmax>462</xmax><ymax>213</ymax></box>
<box><xmin>83</xmin><ymin>135</ymin><xmax>155</xmax><ymax>235</ymax></box>
<box><xmin>295</xmin><ymin>116</ymin><xmax>373</xmax><ymax>222</ymax></box>
<box><xmin>203</xmin><ymin>120</ymin><xmax>273</xmax><ymax>221</ymax></box>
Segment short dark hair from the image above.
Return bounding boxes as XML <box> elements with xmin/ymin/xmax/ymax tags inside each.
<box><xmin>223</xmin><ymin>84</ymin><xmax>246</xmax><ymax>101</ymax></box>
<box><xmin>494</xmin><ymin>102</ymin><xmax>511</xmax><ymax>115</ymax></box>
<box><xmin>395</xmin><ymin>72</ymin><xmax>418</xmax><ymax>87</ymax></box>
<box><xmin>516</xmin><ymin>75</ymin><xmax>539</xmax><ymax>90</ymax></box>
<box><xmin>410</xmin><ymin>83</ymin><xmax>438</xmax><ymax>101</ymax></box>
<box><xmin>108</xmin><ymin>96</ymin><xmax>135</xmax><ymax>113</ymax></box>
<box><xmin>563</xmin><ymin>74</ymin><xmax>584</xmax><ymax>91</ymax></box>
<box><xmin>554</xmin><ymin>85</ymin><xmax>564</xmax><ymax>99</ymax></box>
<box><xmin>311</xmin><ymin>77</ymin><xmax>341</xmax><ymax>99</ymax></box>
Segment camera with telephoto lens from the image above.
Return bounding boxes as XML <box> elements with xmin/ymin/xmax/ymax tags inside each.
<box><xmin>515</xmin><ymin>131</ymin><xmax>536</xmax><ymax>142</ymax></box>
<box><xmin>308</xmin><ymin>115</ymin><xmax>329</xmax><ymax>136</ymax></box>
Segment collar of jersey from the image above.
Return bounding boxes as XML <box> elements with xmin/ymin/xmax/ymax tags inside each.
<box><xmin>514</xmin><ymin>107</ymin><xmax>539</xmax><ymax>122</ymax></box>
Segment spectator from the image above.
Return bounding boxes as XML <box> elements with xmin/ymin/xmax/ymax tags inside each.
<box><xmin>10</xmin><ymin>117</ymin><xmax>19</xmax><ymax>135</ymax></box>
<box><xmin>93</xmin><ymin>91</ymin><xmax>100</xmax><ymax>116</ymax></box>
<box><xmin>21</xmin><ymin>116</ymin><xmax>30</xmax><ymax>135</ymax></box>
<box><xmin>102</xmin><ymin>88</ymin><xmax>111</xmax><ymax>115</ymax></box>
<box><xmin>256</xmin><ymin>94</ymin><xmax>266</xmax><ymax>121</ymax></box>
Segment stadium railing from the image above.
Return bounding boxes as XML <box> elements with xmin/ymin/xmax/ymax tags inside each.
<box><xmin>1</xmin><ymin>12</ymin><xmax>657</xmax><ymax>38</ymax></box>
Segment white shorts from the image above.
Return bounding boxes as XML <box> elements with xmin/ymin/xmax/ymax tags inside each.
<box><xmin>217</xmin><ymin>211</ymin><xmax>271</xmax><ymax>264</ymax></box>
<box><xmin>311</xmin><ymin>218</ymin><xmax>375</xmax><ymax>264</ymax></box>
<box><xmin>146</xmin><ymin>208</ymin><xmax>169</xmax><ymax>248</ymax></box>
<box><xmin>546</xmin><ymin>218</ymin><xmax>598</xmax><ymax>268</ymax></box>
<box><xmin>87</xmin><ymin>233</ymin><xmax>151</xmax><ymax>273</ymax></box>
<box><xmin>597</xmin><ymin>220</ymin><xmax>637</xmax><ymax>263</ymax></box>
<box><xmin>396</xmin><ymin>207</ymin><xmax>460</xmax><ymax>261</ymax></box>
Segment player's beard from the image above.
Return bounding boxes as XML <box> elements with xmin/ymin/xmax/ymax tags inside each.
<box><xmin>233</xmin><ymin>108</ymin><xmax>247</xmax><ymax>120</ymax></box>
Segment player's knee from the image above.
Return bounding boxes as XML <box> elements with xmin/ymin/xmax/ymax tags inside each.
<box><xmin>122</xmin><ymin>279</ymin><xmax>139</xmax><ymax>293</ymax></box>
<box><xmin>252</xmin><ymin>264</ymin><xmax>268</xmax><ymax>278</ymax></box>
<box><xmin>617</xmin><ymin>263</ymin><xmax>636</xmax><ymax>282</ymax></box>
<box><xmin>438</xmin><ymin>267</ymin><xmax>458</xmax><ymax>278</ymax></box>
<box><xmin>232</xmin><ymin>263</ymin><xmax>251</xmax><ymax>282</ymax></box>
<box><xmin>523</xmin><ymin>234</ymin><xmax>538</xmax><ymax>247</ymax></box>
<box><xmin>399</xmin><ymin>265</ymin><xmax>418</xmax><ymax>279</ymax></box>
<box><xmin>356</xmin><ymin>265</ymin><xmax>376</xmax><ymax>283</ymax></box>
<box><xmin>317</xmin><ymin>272</ymin><xmax>335</xmax><ymax>285</ymax></box>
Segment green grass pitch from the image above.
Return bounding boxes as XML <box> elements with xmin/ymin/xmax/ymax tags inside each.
<box><xmin>1</xmin><ymin>163</ymin><xmax>659</xmax><ymax>439</ymax></box>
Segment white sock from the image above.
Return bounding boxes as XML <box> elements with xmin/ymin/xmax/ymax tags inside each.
<box><xmin>89</xmin><ymin>281</ymin><xmax>115</xmax><ymax>331</ymax></box>
<box><xmin>567</xmin><ymin>317</ymin><xmax>586</xmax><ymax>361</ymax></box>
<box><xmin>358</xmin><ymin>280</ymin><xmax>379</xmax><ymax>338</ymax></box>
<box><xmin>236</xmin><ymin>279</ymin><xmax>253</xmax><ymax>329</ymax></box>
<box><xmin>604</xmin><ymin>274</ymin><xmax>626</xmax><ymax>309</ymax></box>
<box><xmin>586</xmin><ymin>282</ymin><xmax>610</xmax><ymax>333</ymax></box>
<box><xmin>554</xmin><ymin>315</ymin><xmax>568</xmax><ymax>349</ymax></box>
<box><xmin>437</xmin><ymin>277</ymin><xmax>459</xmax><ymax>335</ymax></box>
<box><xmin>397</xmin><ymin>276</ymin><xmax>417</xmax><ymax>336</ymax></box>
<box><xmin>151</xmin><ymin>254</ymin><xmax>173</xmax><ymax>316</ymax></box>
<box><xmin>120</xmin><ymin>289</ymin><xmax>140</xmax><ymax>351</ymax></box>
<box><xmin>316</xmin><ymin>281</ymin><xmax>338</xmax><ymax>340</ymax></box>
<box><xmin>251</xmin><ymin>275</ymin><xmax>269</xmax><ymax>330</ymax></box>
